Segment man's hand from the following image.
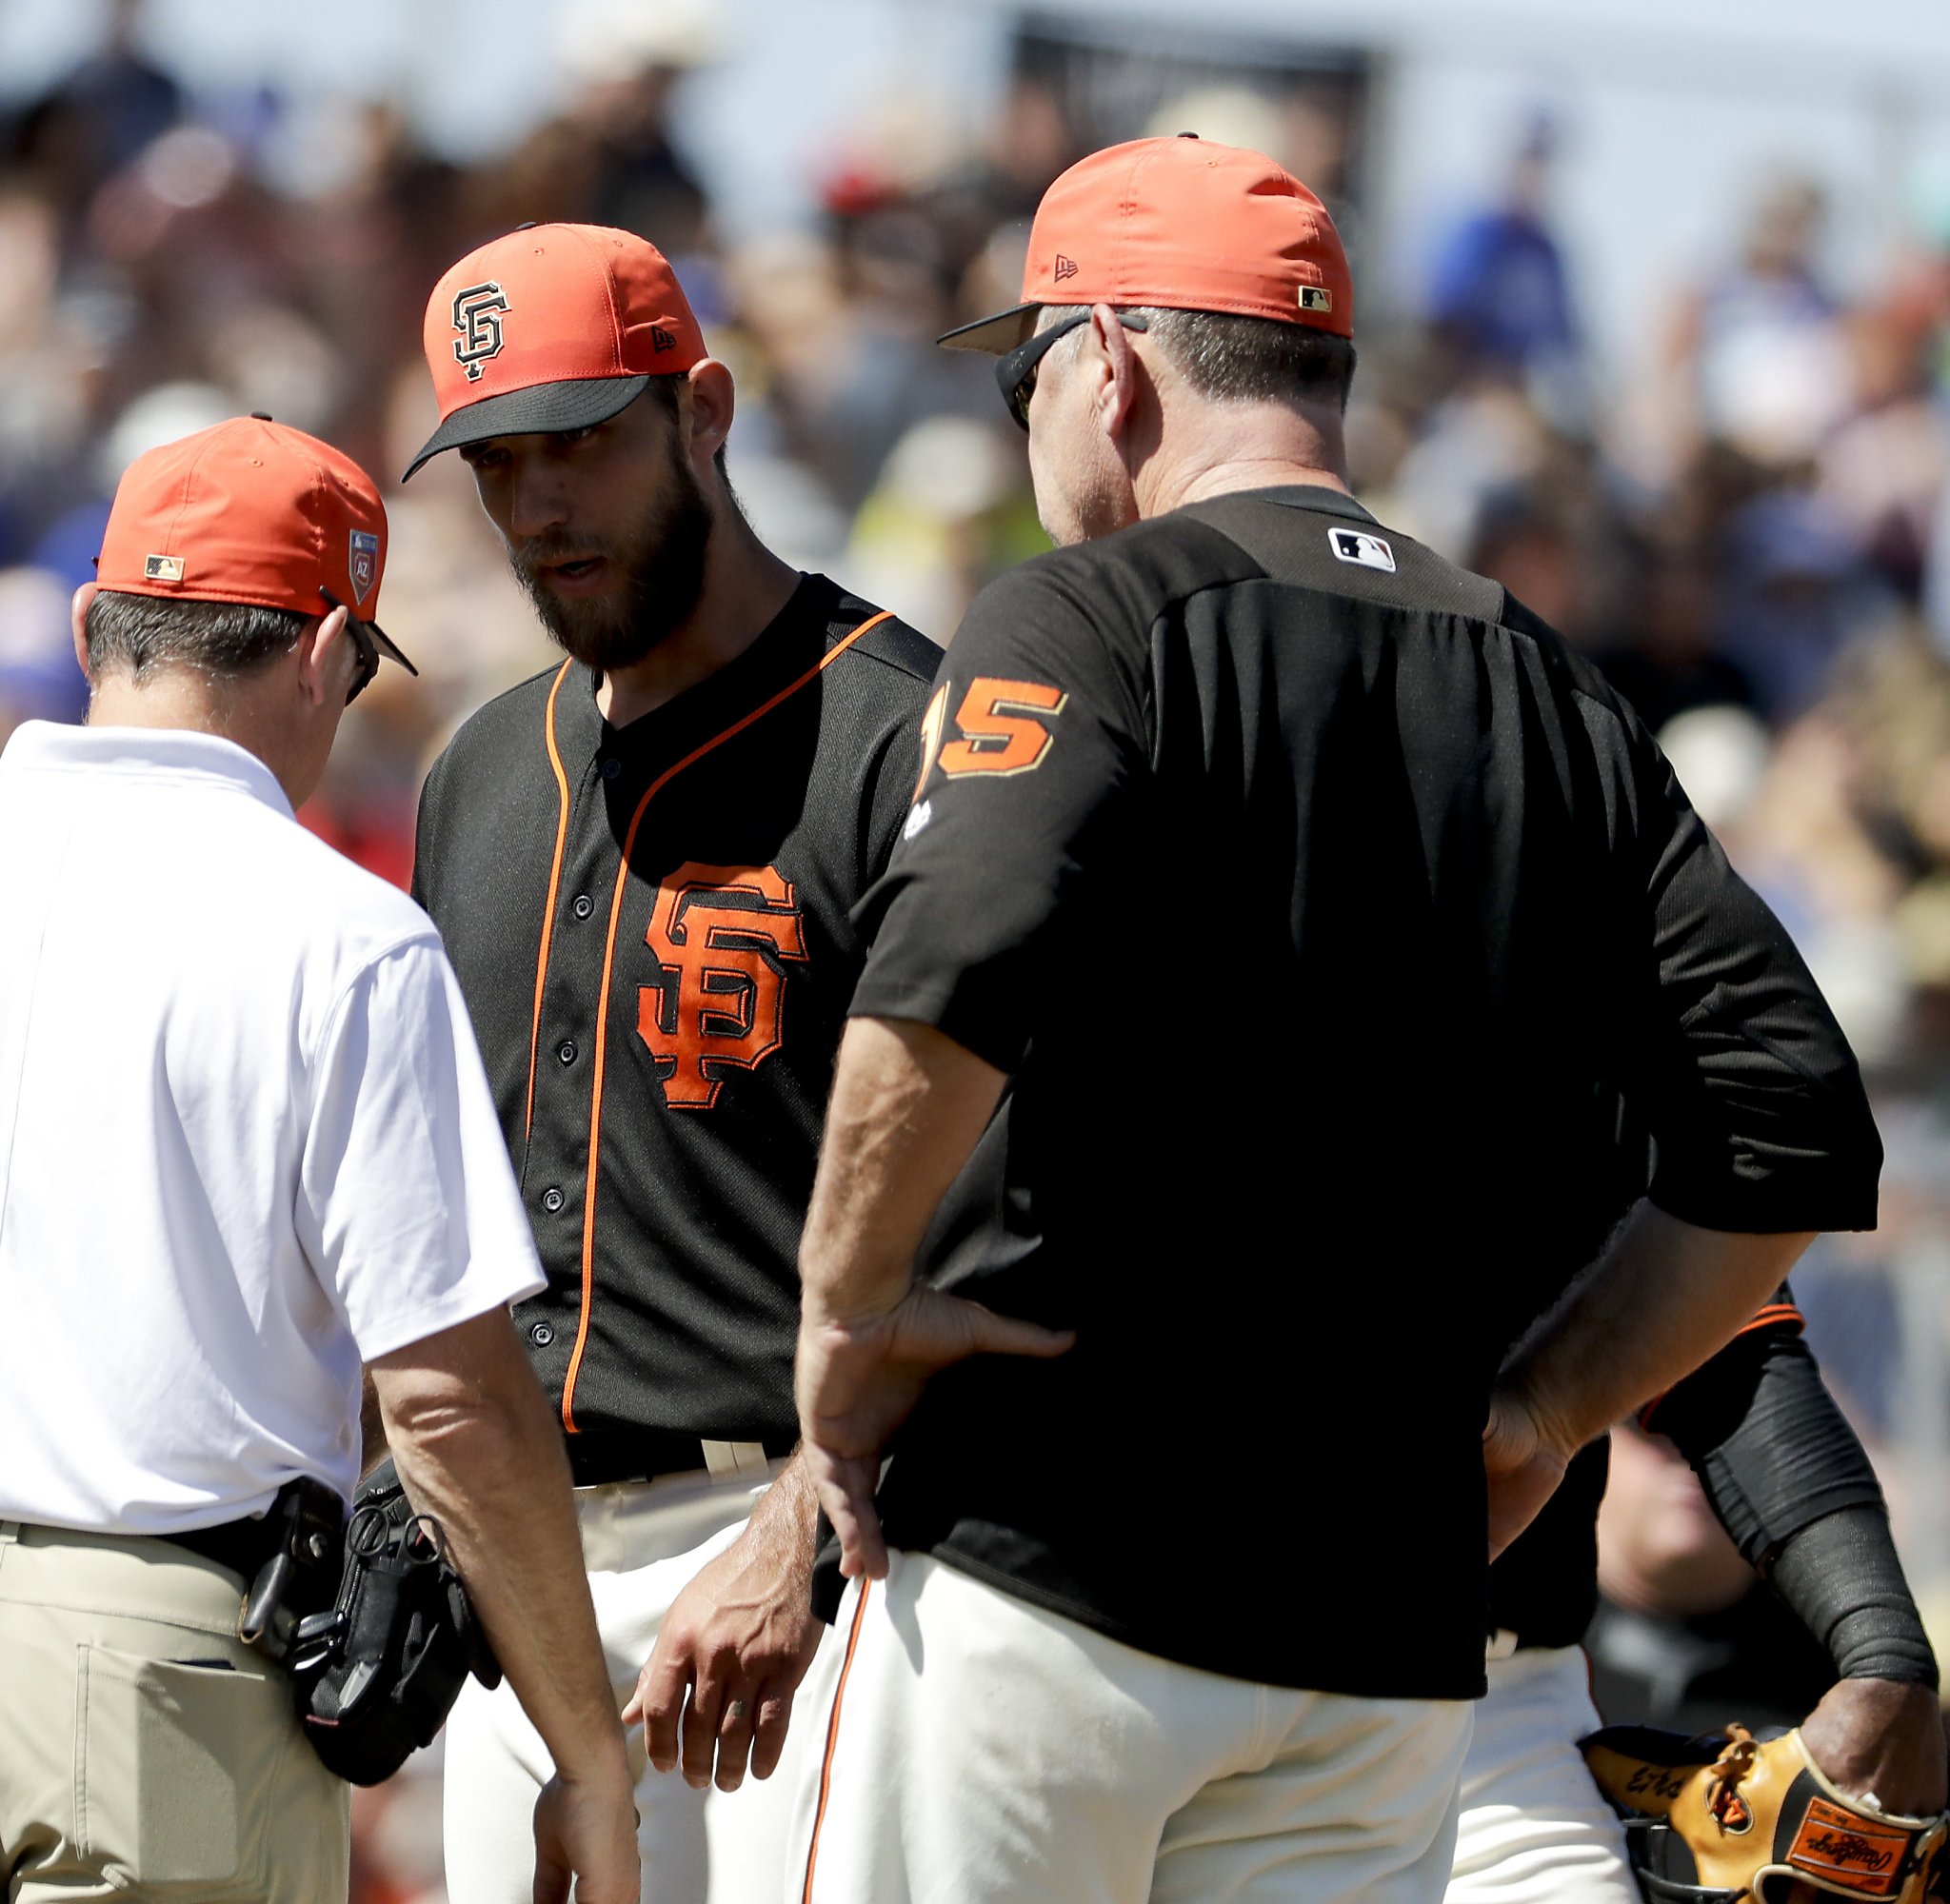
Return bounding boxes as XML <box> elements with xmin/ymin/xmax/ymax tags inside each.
<box><xmin>624</xmin><ymin>1461</ymin><xmax>824</xmax><ymax>1794</ymax></box>
<box><xmin>1483</xmin><ymin>1383</ymin><xmax>1573</xmax><ymax>1560</ymax></box>
<box><xmin>797</xmin><ymin>1285</ymin><xmax>1073</xmax><ymax>1581</ymax></box>
<box><xmin>1801</xmin><ymin>1678</ymin><xmax>1948</xmax><ymax>1819</ymax></box>
<box><xmin>530</xmin><ymin>1766</ymin><xmax>640</xmax><ymax>1904</ymax></box>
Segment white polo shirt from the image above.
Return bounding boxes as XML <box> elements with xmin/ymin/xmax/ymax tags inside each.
<box><xmin>0</xmin><ymin>722</ymin><xmax>546</xmax><ymax>1535</ymax></box>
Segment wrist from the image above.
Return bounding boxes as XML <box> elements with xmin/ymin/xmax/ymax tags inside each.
<box><xmin>799</xmin><ymin>1284</ymin><xmax>906</xmax><ymax>1335</ymax></box>
<box><xmin>1494</xmin><ymin>1362</ymin><xmax>1584</xmax><ymax>1466</ymax></box>
<box><xmin>556</xmin><ymin>1727</ymin><xmax>634</xmax><ymax>1792</ymax></box>
<box><xmin>746</xmin><ymin>1454</ymin><xmax>820</xmax><ymax>1545</ymax></box>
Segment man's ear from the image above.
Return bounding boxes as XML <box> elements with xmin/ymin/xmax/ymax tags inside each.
<box><xmin>684</xmin><ymin>360</ymin><xmax>734</xmax><ymax>476</ymax></box>
<box><xmin>70</xmin><ymin>582</ymin><xmax>98</xmax><ymax>679</ymax></box>
<box><xmin>1088</xmin><ymin>304</ymin><xmax>1142</xmax><ymax>446</ymax></box>
<box><xmin>296</xmin><ymin>604</ymin><xmax>351</xmax><ymax>709</ymax></box>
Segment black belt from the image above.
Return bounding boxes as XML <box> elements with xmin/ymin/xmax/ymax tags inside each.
<box><xmin>154</xmin><ymin>1515</ymin><xmax>286</xmax><ymax>1585</ymax></box>
<box><xmin>565</xmin><ymin>1428</ymin><xmax>796</xmax><ymax>1489</ymax></box>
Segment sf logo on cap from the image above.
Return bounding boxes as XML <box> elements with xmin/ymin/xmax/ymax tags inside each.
<box><xmin>451</xmin><ymin>282</ymin><xmax>510</xmax><ymax>382</ymax></box>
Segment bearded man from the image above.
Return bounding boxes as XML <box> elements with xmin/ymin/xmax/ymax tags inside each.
<box><xmin>401</xmin><ymin>225</ymin><xmax>943</xmax><ymax>1904</ymax></box>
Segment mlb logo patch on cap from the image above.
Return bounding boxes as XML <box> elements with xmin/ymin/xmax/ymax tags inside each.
<box><xmin>144</xmin><ymin>555</ymin><xmax>185</xmax><ymax>583</ymax></box>
<box><xmin>1299</xmin><ymin>287</ymin><xmax>1334</xmax><ymax>313</ymax></box>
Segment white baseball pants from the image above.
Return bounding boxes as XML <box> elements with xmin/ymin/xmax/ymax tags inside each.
<box><xmin>782</xmin><ymin>1550</ymin><xmax>1474</xmax><ymax>1904</ymax></box>
<box><xmin>443</xmin><ymin>1467</ymin><xmax>821</xmax><ymax>1904</ymax></box>
<box><xmin>1445</xmin><ymin>1645</ymin><xmax>1637</xmax><ymax>1902</ymax></box>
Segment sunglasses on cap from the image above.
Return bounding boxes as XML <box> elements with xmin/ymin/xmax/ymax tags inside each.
<box><xmin>995</xmin><ymin>310</ymin><xmax>1150</xmax><ymax>431</ymax></box>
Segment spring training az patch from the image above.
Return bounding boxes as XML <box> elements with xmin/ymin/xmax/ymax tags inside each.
<box><xmin>1328</xmin><ymin>527</ymin><xmax>1396</xmax><ymax>573</ymax></box>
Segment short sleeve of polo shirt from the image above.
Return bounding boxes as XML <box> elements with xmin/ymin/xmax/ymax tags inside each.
<box><xmin>1587</xmin><ymin>688</ymin><xmax>1882</xmax><ymax>1233</ymax></box>
<box><xmin>849</xmin><ymin>562</ymin><xmax>1145</xmax><ymax>1073</ymax></box>
<box><xmin>296</xmin><ymin>937</ymin><xmax>546</xmax><ymax>1359</ymax></box>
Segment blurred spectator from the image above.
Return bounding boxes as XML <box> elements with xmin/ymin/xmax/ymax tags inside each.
<box><xmin>1668</xmin><ymin>173</ymin><xmax>1853</xmax><ymax>470</ymax></box>
<box><xmin>1424</xmin><ymin>111</ymin><xmax>1582</xmax><ymax>409</ymax></box>
<box><xmin>2</xmin><ymin>0</ymin><xmax>181</xmax><ymax>253</ymax></box>
<box><xmin>0</xmin><ymin>567</ymin><xmax>87</xmax><ymax>744</ymax></box>
<box><xmin>1587</xmin><ymin>1422</ymin><xmax>1835</xmax><ymax>1734</ymax></box>
<box><xmin>1595</xmin><ymin>539</ymin><xmax>1759</xmax><ymax>732</ymax></box>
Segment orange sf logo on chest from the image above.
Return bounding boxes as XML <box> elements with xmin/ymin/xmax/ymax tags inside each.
<box><xmin>636</xmin><ymin>863</ymin><xmax>808</xmax><ymax>1109</ymax></box>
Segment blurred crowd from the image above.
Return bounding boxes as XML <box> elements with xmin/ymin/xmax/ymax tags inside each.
<box><xmin>13</xmin><ymin>0</ymin><xmax>1950</xmax><ymax>1892</ymax></box>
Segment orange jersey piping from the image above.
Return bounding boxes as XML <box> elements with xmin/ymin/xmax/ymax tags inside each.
<box><xmin>1638</xmin><ymin>1300</ymin><xmax>1806</xmax><ymax>1431</ymax></box>
<box><xmin>525</xmin><ymin>660</ymin><xmax>575</xmax><ymax>1142</ymax></box>
<box><xmin>560</xmin><ymin>611</ymin><xmax>894</xmax><ymax>1434</ymax></box>
<box><xmin>800</xmin><ymin>1578</ymin><xmax>874</xmax><ymax>1904</ymax></box>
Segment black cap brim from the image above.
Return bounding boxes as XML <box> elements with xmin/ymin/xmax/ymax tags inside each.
<box><xmin>365</xmin><ymin>620</ymin><xmax>417</xmax><ymax>677</ymax></box>
<box><xmin>401</xmin><ymin>373</ymin><xmax>653</xmax><ymax>482</ymax></box>
<box><xmin>936</xmin><ymin>302</ymin><xmax>1040</xmax><ymax>355</ymax></box>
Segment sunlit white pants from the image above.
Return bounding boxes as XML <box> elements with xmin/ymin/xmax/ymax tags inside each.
<box><xmin>1445</xmin><ymin>1645</ymin><xmax>1638</xmax><ymax>1902</ymax></box>
<box><xmin>443</xmin><ymin>1467</ymin><xmax>821</xmax><ymax>1904</ymax></box>
<box><xmin>783</xmin><ymin>1549</ymin><xmax>1474</xmax><ymax>1904</ymax></box>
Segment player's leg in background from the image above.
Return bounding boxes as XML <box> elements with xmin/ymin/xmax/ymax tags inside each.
<box><xmin>784</xmin><ymin>1550</ymin><xmax>1465</xmax><ymax>1904</ymax></box>
<box><xmin>1444</xmin><ymin>1647</ymin><xmax>1638</xmax><ymax>1904</ymax></box>
<box><xmin>445</xmin><ymin>1470</ymin><xmax>823</xmax><ymax>1904</ymax></box>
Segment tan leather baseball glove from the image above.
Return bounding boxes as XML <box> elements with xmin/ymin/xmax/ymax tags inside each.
<box><xmin>1581</xmin><ymin>1720</ymin><xmax>1946</xmax><ymax>1902</ymax></box>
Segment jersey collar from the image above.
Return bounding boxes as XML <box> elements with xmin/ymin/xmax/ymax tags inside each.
<box><xmin>0</xmin><ymin>720</ymin><xmax>293</xmax><ymax>818</ymax></box>
<box><xmin>1233</xmin><ymin>484</ymin><xmax>1382</xmax><ymax>526</ymax></box>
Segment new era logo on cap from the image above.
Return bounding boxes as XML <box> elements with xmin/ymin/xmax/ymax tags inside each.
<box><xmin>1329</xmin><ymin>527</ymin><xmax>1395</xmax><ymax>572</ymax></box>
<box><xmin>936</xmin><ymin>137</ymin><xmax>1355</xmax><ymax>359</ymax></box>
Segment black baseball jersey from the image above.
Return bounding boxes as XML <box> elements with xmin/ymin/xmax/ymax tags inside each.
<box><xmin>846</xmin><ymin>486</ymin><xmax>1881</xmax><ymax>1700</ymax></box>
<box><xmin>412</xmin><ymin>574</ymin><xmax>937</xmax><ymax>1463</ymax></box>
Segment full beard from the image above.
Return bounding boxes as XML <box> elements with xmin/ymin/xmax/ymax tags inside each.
<box><xmin>512</xmin><ymin>461</ymin><xmax>715</xmax><ymax>672</ymax></box>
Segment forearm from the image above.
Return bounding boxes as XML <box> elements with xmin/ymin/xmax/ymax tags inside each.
<box><xmin>358</xmin><ymin>1368</ymin><xmax>388</xmax><ymax>1478</ymax></box>
<box><xmin>799</xmin><ymin>1017</ymin><xmax>1005</xmax><ymax>1324</ymax></box>
<box><xmin>1502</xmin><ymin>1201</ymin><xmax>1813</xmax><ymax>1458</ymax></box>
<box><xmin>372</xmin><ymin>1317</ymin><xmax>627</xmax><ymax>1789</ymax></box>
<box><xmin>739</xmin><ymin>1449</ymin><xmax>819</xmax><ymax>1592</ymax></box>
<box><xmin>1770</xmin><ymin>1504</ymin><xmax>1939</xmax><ymax>1688</ymax></box>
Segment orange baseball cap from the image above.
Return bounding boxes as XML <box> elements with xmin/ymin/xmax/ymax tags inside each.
<box><xmin>405</xmin><ymin>222</ymin><xmax>708</xmax><ymax>479</ymax></box>
<box><xmin>940</xmin><ymin>134</ymin><xmax>1353</xmax><ymax>354</ymax></box>
<box><xmin>96</xmin><ymin>415</ymin><xmax>414</xmax><ymax>673</ymax></box>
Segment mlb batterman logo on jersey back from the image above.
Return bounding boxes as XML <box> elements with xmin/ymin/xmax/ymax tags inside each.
<box><xmin>450</xmin><ymin>282</ymin><xmax>511</xmax><ymax>381</ymax></box>
<box><xmin>1329</xmin><ymin>526</ymin><xmax>1396</xmax><ymax>572</ymax></box>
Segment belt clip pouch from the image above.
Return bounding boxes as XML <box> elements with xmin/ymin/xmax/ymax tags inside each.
<box><xmin>289</xmin><ymin>1458</ymin><xmax>502</xmax><ymax>1785</ymax></box>
<box><xmin>237</xmin><ymin>1476</ymin><xmax>347</xmax><ymax>1660</ymax></box>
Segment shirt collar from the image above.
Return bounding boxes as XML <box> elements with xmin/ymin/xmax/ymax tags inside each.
<box><xmin>1238</xmin><ymin>484</ymin><xmax>1382</xmax><ymax>526</ymax></box>
<box><xmin>1</xmin><ymin>721</ymin><xmax>294</xmax><ymax>819</ymax></box>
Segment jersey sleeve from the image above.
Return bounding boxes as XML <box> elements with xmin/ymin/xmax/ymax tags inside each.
<box><xmin>296</xmin><ymin>936</ymin><xmax>546</xmax><ymax>1360</ymax></box>
<box><xmin>848</xmin><ymin>562</ymin><xmax>1147</xmax><ymax>1073</ymax></box>
<box><xmin>1583</xmin><ymin>688</ymin><xmax>1882</xmax><ymax>1233</ymax></box>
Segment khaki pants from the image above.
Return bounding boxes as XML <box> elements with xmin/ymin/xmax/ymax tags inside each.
<box><xmin>0</xmin><ymin>1520</ymin><xmax>349</xmax><ymax>1903</ymax></box>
